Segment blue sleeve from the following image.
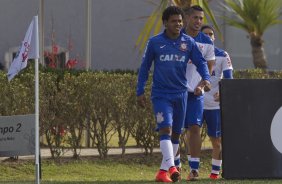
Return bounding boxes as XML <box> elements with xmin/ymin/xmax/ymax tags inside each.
<box><xmin>223</xmin><ymin>69</ymin><xmax>233</xmax><ymax>79</ymax></box>
<box><xmin>190</xmin><ymin>42</ymin><xmax>210</xmax><ymax>81</ymax></box>
<box><xmin>136</xmin><ymin>40</ymin><xmax>154</xmax><ymax>96</ymax></box>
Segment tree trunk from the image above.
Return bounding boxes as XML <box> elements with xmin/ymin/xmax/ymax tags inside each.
<box><xmin>250</xmin><ymin>34</ymin><xmax>267</xmax><ymax>69</ymax></box>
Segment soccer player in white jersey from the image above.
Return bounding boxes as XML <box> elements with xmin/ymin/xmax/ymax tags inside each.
<box><xmin>201</xmin><ymin>24</ymin><xmax>233</xmax><ymax>180</ymax></box>
<box><xmin>177</xmin><ymin>5</ymin><xmax>215</xmax><ymax>181</ymax></box>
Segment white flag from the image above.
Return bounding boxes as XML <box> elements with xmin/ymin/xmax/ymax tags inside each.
<box><xmin>7</xmin><ymin>16</ymin><xmax>39</xmax><ymax>81</ymax></box>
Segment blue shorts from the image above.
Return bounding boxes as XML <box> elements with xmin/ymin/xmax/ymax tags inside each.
<box><xmin>203</xmin><ymin>109</ymin><xmax>221</xmax><ymax>137</ymax></box>
<box><xmin>184</xmin><ymin>92</ymin><xmax>204</xmax><ymax>128</ymax></box>
<box><xmin>151</xmin><ymin>92</ymin><xmax>187</xmax><ymax>134</ymax></box>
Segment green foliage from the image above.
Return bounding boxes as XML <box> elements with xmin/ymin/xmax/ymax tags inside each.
<box><xmin>223</xmin><ymin>0</ymin><xmax>282</xmax><ymax>36</ymax></box>
<box><xmin>1</xmin><ymin>68</ymin><xmax>282</xmax><ymax>159</ymax></box>
<box><xmin>135</xmin><ymin>0</ymin><xmax>221</xmax><ymax>54</ymax></box>
<box><xmin>1</xmin><ymin>151</ymin><xmax>282</xmax><ymax>183</ymax></box>
<box><xmin>222</xmin><ymin>0</ymin><xmax>282</xmax><ymax>69</ymax></box>
<box><xmin>233</xmin><ymin>69</ymin><xmax>282</xmax><ymax>79</ymax></box>
<box><xmin>0</xmin><ymin>67</ymin><xmax>157</xmax><ymax>159</ymax></box>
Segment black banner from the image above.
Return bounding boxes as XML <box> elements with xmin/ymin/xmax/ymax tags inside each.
<box><xmin>220</xmin><ymin>79</ymin><xmax>282</xmax><ymax>179</ymax></box>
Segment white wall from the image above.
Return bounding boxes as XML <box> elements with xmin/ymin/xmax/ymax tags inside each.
<box><xmin>0</xmin><ymin>0</ymin><xmax>281</xmax><ymax>71</ymax></box>
<box><xmin>0</xmin><ymin>0</ymin><xmax>157</xmax><ymax>70</ymax></box>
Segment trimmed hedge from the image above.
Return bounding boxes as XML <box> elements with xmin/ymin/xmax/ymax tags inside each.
<box><xmin>0</xmin><ymin>65</ymin><xmax>157</xmax><ymax>158</ymax></box>
<box><xmin>1</xmin><ymin>66</ymin><xmax>281</xmax><ymax>159</ymax></box>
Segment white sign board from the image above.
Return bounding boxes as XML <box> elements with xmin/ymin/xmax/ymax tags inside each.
<box><xmin>0</xmin><ymin>114</ymin><xmax>35</xmax><ymax>157</ymax></box>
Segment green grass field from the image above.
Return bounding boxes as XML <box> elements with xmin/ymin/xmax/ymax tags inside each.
<box><xmin>0</xmin><ymin>150</ymin><xmax>281</xmax><ymax>184</ymax></box>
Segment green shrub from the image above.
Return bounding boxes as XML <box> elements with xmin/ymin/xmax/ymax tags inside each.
<box><xmin>1</xmin><ymin>67</ymin><xmax>281</xmax><ymax>159</ymax></box>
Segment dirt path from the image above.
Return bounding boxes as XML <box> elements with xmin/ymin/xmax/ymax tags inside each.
<box><xmin>0</xmin><ymin>147</ymin><xmax>161</xmax><ymax>160</ymax></box>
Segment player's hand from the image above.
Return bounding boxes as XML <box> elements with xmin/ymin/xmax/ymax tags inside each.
<box><xmin>137</xmin><ymin>94</ymin><xmax>146</xmax><ymax>108</ymax></box>
<box><xmin>214</xmin><ymin>92</ymin><xmax>220</xmax><ymax>102</ymax></box>
<box><xmin>194</xmin><ymin>86</ymin><xmax>204</xmax><ymax>96</ymax></box>
<box><xmin>201</xmin><ymin>80</ymin><xmax>211</xmax><ymax>92</ymax></box>
<box><xmin>194</xmin><ymin>80</ymin><xmax>211</xmax><ymax>96</ymax></box>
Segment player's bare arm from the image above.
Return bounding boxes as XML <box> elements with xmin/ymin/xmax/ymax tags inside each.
<box><xmin>207</xmin><ymin>60</ymin><xmax>215</xmax><ymax>75</ymax></box>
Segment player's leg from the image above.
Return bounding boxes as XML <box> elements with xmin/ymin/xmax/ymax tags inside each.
<box><xmin>182</xmin><ymin>94</ymin><xmax>191</xmax><ymax>170</ymax></box>
<box><xmin>183</xmin><ymin>129</ymin><xmax>191</xmax><ymax>168</ymax></box>
<box><xmin>187</xmin><ymin>125</ymin><xmax>201</xmax><ymax>180</ymax></box>
<box><xmin>184</xmin><ymin>93</ymin><xmax>204</xmax><ymax>181</ymax></box>
<box><xmin>170</xmin><ymin>132</ymin><xmax>181</xmax><ymax>182</ymax></box>
<box><xmin>171</xmin><ymin>91</ymin><xmax>188</xmax><ymax>181</ymax></box>
<box><xmin>204</xmin><ymin>109</ymin><xmax>222</xmax><ymax>179</ymax></box>
<box><xmin>209</xmin><ymin>137</ymin><xmax>222</xmax><ymax>179</ymax></box>
<box><xmin>152</xmin><ymin>96</ymin><xmax>177</xmax><ymax>182</ymax></box>
<box><xmin>171</xmin><ymin>132</ymin><xmax>181</xmax><ymax>170</ymax></box>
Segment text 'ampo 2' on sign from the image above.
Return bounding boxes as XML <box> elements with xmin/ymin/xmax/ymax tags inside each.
<box><xmin>0</xmin><ymin>114</ymin><xmax>35</xmax><ymax>157</ymax></box>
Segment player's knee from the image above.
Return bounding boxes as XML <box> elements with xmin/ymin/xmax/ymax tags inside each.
<box><xmin>171</xmin><ymin>132</ymin><xmax>180</xmax><ymax>142</ymax></box>
<box><xmin>189</xmin><ymin>125</ymin><xmax>200</xmax><ymax>135</ymax></box>
<box><xmin>213</xmin><ymin>143</ymin><xmax>221</xmax><ymax>152</ymax></box>
<box><xmin>159</xmin><ymin>127</ymin><xmax>171</xmax><ymax>136</ymax></box>
<box><xmin>211</xmin><ymin>137</ymin><xmax>222</xmax><ymax>151</ymax></box>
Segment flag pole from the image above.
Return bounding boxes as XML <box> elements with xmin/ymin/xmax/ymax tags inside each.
<box><xmin>35</xmin><ymin>58</ymin><xmax>40</xmax><ymax>184</ymax></box>
<box><xmin>7</xmin><ymin>14</ymin><xmax>40</xmax><ymax>184</ymax></box>
<box><xmin>34</xmin><ymin>15</ymin><xmax>40</xmax><ymax>184</ymax></box>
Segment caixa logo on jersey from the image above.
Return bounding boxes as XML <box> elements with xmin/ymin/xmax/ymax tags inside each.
<box><xmin>159</xmin><ymin>54</ymin><xmax>185</xmax><ymax>62</ymax></box>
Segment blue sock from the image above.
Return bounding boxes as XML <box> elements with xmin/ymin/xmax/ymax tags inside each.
<box><xmin>189</xmin><ymin>157</ymin><xmax>200</xmax><ymax>171</ymax></box>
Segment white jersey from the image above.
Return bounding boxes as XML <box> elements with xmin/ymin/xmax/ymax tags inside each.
<box><xmin>204</xmin><ymin>47</ymin><xmax>233</xmax><ymax>109</ymax></box>
<box><xmin>185</xmin><ymin>32</ymin><xmax>215</xmax><ymax>92</ymax></box>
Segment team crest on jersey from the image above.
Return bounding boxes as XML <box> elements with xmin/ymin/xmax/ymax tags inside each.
<box><xmin>156</xmin><ymin>112</ymin><xmax>164</xmax><ymax>123</ymax></box>
<box><xmin>180</xmin><ymin>42</ymin><xmax>187</xmax><ymax>51</ymax></box>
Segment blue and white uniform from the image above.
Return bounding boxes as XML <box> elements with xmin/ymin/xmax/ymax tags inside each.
<box><xmin>137</xmin><ymin>31</ymin><xmax>210</xmax><ymax>134</ymax></box>
<box><xmin>204</xmin><ymin>47</ymin><xmax>233</xmax><ymax>137</ymax></box>
<box><xmin>184</xmin><ymin>31</ymin><xmax>215</xmax><ymax>127</ymax></box>
<box><xmin>186</xmin><ymin>32</ymin><xmax>215</xmax><ymax>92</ymax></box>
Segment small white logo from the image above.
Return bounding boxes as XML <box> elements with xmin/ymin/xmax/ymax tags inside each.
<box><xmin>160</xmin><ymin>45</ymin><xmax>166</xmax><ymax>49</ymax></box>
<box><xmin>156</xmin><ymin>112</ymin><xmax>164</xmax><ymax>123</ymax></box>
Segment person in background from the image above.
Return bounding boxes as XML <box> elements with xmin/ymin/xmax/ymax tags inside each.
<box><xmin>179</xmin><ymin>5</ymin><xmax>215</xmax><ymax>181</ymax></box>
<box><xmin>201</xmin><ymin>24</ymin><xmax>233</xmax><ymax>180</ymax></box>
